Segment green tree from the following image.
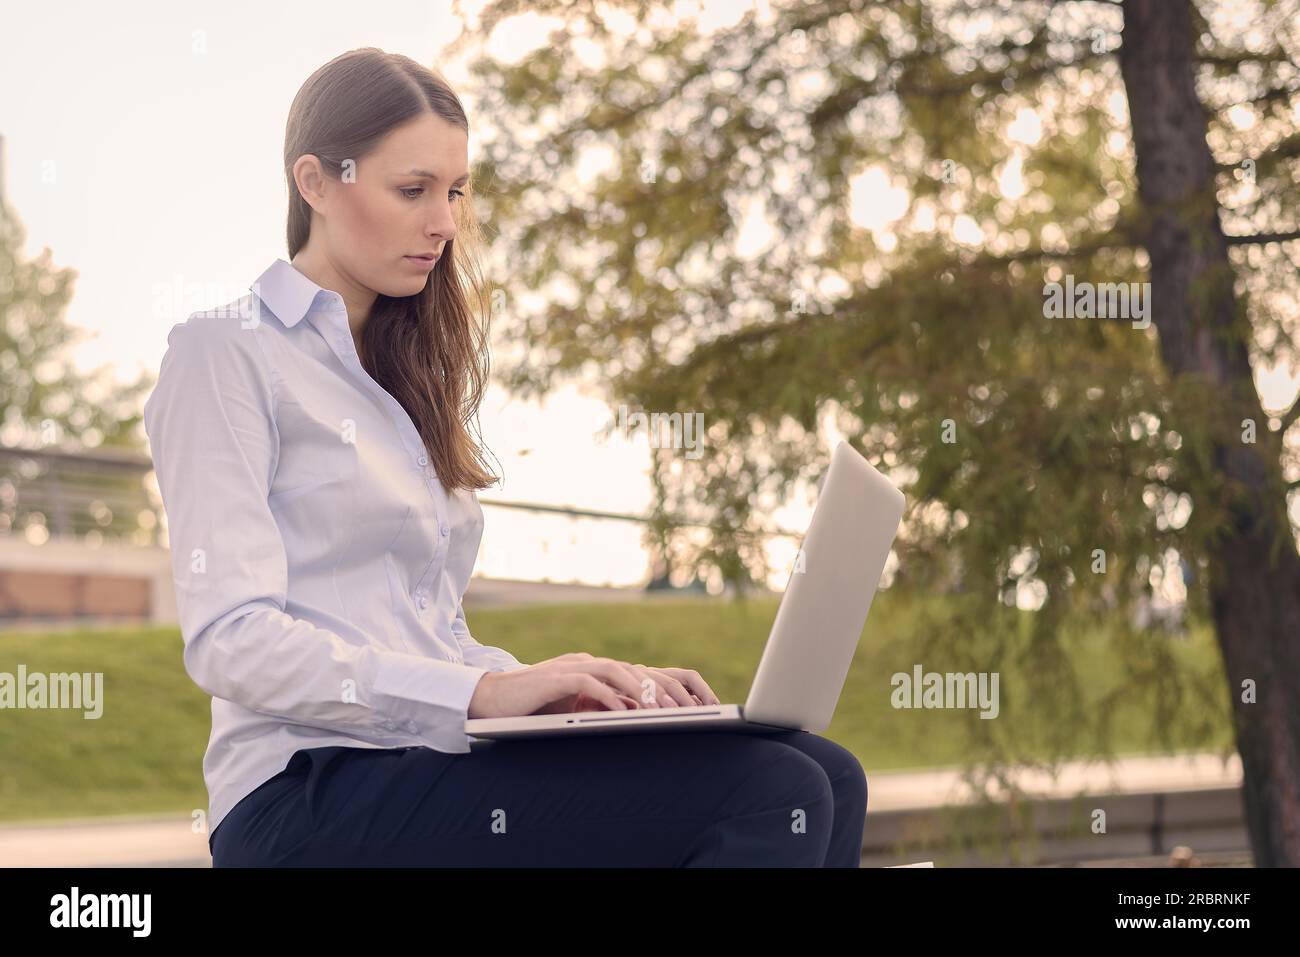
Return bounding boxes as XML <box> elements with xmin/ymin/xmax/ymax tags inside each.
<box><xmin>0</xmin><ymin>185</ymin><xmax>155</xmax><ymax>541</ymax></box>
<box><xmin>451</xmin><ymin>0</ymin><xmax>1300</xmax><ymax>863</ymax></box>
<box><xmin>0</xmin><ymin>199</ymin><xmax>152</xmax><ymax>453</ymax></box>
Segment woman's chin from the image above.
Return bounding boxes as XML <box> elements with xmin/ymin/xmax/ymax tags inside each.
<box><xmin>371</xmin><ymin>274</ymin><xmax>432</xmax><ymax>299</ymax></box>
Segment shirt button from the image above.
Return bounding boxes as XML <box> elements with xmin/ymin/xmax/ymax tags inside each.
<box><xmin>418</xmin><ymin>596</ymin><xmax>429</xmax><ymax>609</ymax></box>
<box><xmin>404</xmin><ymin>721</ymin><xmax>418</xmax><ymax>734</ymax></box>
<box><xmin>417</xmin><ymin>455</ymin><xmax>428</xmax><ymax>467</ymax></box>
<box><xmin>440</xmin><ymin>525</ymin><xmax>449</xmax><ymax>537</ymax></box>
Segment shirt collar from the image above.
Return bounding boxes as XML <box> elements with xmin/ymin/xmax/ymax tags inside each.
<box><xmin>249</xmin><ymin>258</ymin><xmax>344</xmax><ymax>328</ymax></box>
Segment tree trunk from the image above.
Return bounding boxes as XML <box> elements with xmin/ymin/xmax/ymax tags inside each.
<box><xmin>1118</xmin><ymin>0</ymin><xmax>1300</xmax><ymax>865</ymax></box>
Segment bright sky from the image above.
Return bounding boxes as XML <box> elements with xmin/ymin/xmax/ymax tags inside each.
<box><xmin>0</xmin><ymin>0</ymin><xmax>1293</xmax><ymax>595</ymax></box>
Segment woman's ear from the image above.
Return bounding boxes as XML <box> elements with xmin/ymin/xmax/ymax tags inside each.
<box><xmin>293</xmin><ymin>154</ymin><xmax>329</xmax><ymax>214</ymax></box>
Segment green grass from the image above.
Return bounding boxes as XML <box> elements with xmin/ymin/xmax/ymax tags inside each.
<box><xmin>0</xmin><ymin>591</ymin><xmax>1236</xmax><ymax>824</ymax></box>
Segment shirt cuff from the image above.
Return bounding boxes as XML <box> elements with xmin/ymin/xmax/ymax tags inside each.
<box><xmin>371</xmin><ymin>653</ymin><xmax>490</xmax><ymax>752</ymax></box>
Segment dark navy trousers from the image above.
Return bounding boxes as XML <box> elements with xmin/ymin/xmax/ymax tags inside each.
<box><xmin>209</xmin><ymin>729</ymin><xmax>868</xmax><ymax>867</ymax></box>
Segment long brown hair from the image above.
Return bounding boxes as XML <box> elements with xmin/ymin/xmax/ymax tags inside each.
<box><xmin>284</xmin><ymin>47</ymin><xmax>498</xmax><ymax>493</ymax></box>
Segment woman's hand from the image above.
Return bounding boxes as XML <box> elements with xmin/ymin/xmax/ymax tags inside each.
<box><xmin>534</xmin><ymin>654</ymin><xmax>721</xmax><ymax>710</ymax></box>
<box><xmin>624</xmin><ymin>663</ymin><xmax>721</xmax><ymax>708</ymax></box>
<box><xmin>466</xmin><ymin>653</ymin><xmax>720</xmax><ymax>719</ymax></box>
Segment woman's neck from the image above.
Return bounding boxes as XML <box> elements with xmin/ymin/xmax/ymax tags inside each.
<box><xmin>290</xmin><ymin>247</ymin><xmax>376</xmax><ymax>352</ymax></box>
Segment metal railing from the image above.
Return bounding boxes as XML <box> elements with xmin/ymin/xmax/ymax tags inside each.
<box><xmin>0</xmin><ymin>445</ymin><xmax>798</xmax><ymax>590</ymax></box>
<box><xmin>0</xmin><ymin>445</ymin><xmax>160</xmax><ymax>545</ymax></box>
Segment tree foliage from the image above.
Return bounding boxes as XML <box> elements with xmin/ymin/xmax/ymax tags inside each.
<box><xmin>451</xmin><ymin>0</ymin><xmax>1299</xmax><ymax>782</ymax></box>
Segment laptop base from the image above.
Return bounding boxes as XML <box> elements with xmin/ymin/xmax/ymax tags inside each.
<box><xmin>466</xmin><ymin>704</ymin><xmax>793</xmax><ymax>740</ymax></box>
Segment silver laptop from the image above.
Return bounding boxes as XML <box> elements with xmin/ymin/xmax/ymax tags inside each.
<box><xmin>464</xmin><ymin>440</ymin><xmax>906</xmax><ymax>740</ymax></box>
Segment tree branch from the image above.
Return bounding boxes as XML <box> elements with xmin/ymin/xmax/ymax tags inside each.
<box><xmin>1209</xmin><ymin>81</ymin><xmax>1300</xmax><ymax>112</ymax></box>
<box><xmin>957</xmin><ymin>224</ymin><xmax>1296</xmax><ymax>266</ymax></box>
<box><xmin>1225</xmin><ymin>231</ymin><xmax>1300</xmax><ymax>245</ymax></box>
<box><xmin>1281</xmin><ymin>400</ymin><xmax>1300</xmax><ymax>435</ymax></box>
<box><xmin>1199</xmin><ymin>50</ymin><xmax>1294</xmax><ymax>67</ymax></box>
<box><xmin>970</xmin><ymin>234</ymin><xmax>1138</xmax><ymax>264</ymax></box>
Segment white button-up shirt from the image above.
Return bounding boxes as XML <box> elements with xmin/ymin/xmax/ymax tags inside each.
<box><xmin>143</xmin><ymin>257</ymin><xmax>527</xmax><ymax>838</ymax></box>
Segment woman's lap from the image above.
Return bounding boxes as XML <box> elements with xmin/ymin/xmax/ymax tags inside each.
<box><xmin>210</xmin><ymin>730</ymin><xmax>867</xmax><ymax>867</ymax></box>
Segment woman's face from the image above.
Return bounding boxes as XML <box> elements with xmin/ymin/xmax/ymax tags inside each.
<box><xmin>299</xmin><ymin>112</ymin><xmax>469</xmax><ymax>300</ymax></box>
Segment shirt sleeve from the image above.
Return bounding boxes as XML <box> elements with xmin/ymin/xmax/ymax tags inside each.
<box><xmin>451</xmin><ymin>599</ymin><xmax>530</xmax><ymax>672</ymax></box>
<box><xmin>143</xmin><ymin>312</ymin><xmax>489</xmax><ymax>752</ymax></box>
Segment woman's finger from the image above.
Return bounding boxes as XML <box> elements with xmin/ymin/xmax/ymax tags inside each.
<box><xmin>650</xmin><ymin>667</ymin><xmax>721</xmax><ymax>705</ymax></box>
<box><xmin>573</xmin><ymin>673</ymin><xmax>628</xmax><ymax>711</ymax></box>
<box><xmin>635</xmin><ymin>666</ymin><xmax>695</xmax><ymax>706</ymax></box>
<box><xmin>564</xmin><ymin>658</ymin><xmax>652</xmax><ymax>706</ymax></box>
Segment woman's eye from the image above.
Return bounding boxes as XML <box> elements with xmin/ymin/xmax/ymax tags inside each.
<box><xmin>401</xmin><ymin>187</ymin><xmax>465</xmax><ymax>201</ymax></box>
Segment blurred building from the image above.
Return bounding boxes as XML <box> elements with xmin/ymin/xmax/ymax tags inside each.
<box><xmin>0</xmin><ymin>444</ymin><xmax>172</xmax><ymax>625</ymax></box>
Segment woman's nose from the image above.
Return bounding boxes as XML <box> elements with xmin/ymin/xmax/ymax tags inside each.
<box><xmin>429</xmin><ymin>209</ymin><xmax>457</xmax><ymax>241</ymax></box>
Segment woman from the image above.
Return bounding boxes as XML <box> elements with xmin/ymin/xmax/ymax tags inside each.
<box><xmin>143</xmin><ymin>47</ymin><xmax>867</xmax><ymax>867</ymax></box>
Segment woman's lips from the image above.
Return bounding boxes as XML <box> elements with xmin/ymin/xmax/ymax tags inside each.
<box><xmin>404</xmin><ymin>254</ymin><xmax>438</xmax><ymax>268</ymax></box>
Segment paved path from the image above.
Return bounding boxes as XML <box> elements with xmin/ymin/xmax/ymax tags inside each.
<box><xmin>863</xmin><ymin>750</ymin><xmax>1241</xmax><ymax>812</ymax></box>
<box><xmin>0</xmin><ymin>751</ymin><xmax>1243</xmax><ymax>867</ymax></box>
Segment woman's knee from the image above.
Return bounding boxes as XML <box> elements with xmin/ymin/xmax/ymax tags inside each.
<box><xmin>774</xmin><ymin>733</ymin><xmax>868</xmax><ymax>814</ymax></box>
<box><xmin>672</xmin><ymin>740</ymin><xmax>834</xmax><ymax>865</ymax></box>
<box><xmin>727</xmin><ymin>738</ymin><xmax>836</xmax><ymax>821</ymax></box>
<box><xmin>825</xmin><ymin>743</ymin><xmax>868</xmax><ymax>814</ymax></box>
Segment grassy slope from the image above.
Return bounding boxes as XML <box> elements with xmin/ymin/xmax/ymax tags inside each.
<box><xmin>0</xmin><ymin>591</ymin><xmax>1234</xmax><ymax>823</ymax></box>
